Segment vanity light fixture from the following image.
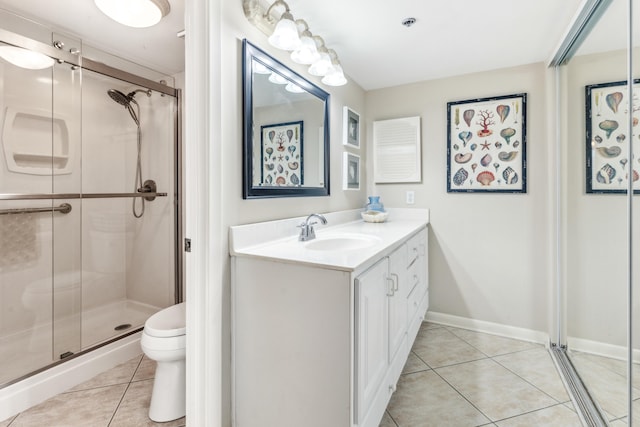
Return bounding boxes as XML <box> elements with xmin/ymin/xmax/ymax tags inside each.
<box><xmin>285</xmin><ymin>82</ymin><xmax>305</xmax><ymax>93</ymax></box>
<box><xmin>245</xmin><ymin>0</ymin><xmax>348</xmax><ymax>86</ymax></box>
<box><xmin>321</xmin><ymin>50</ymin><xmax>347</xmax><ymax>86</ymax></box>
<box><xmin>0</xmin><ymin>45</ymin><xmax>54</xmax><ymax>70</ymax></box>
<box><xmin>94</xmin><ymin>0</ymin><xmax>171</xmax><ymax>28</ymax></box>
<box><xmin>253</xmin><ymin>61</ymin><xmax>272</xmax><ymax>74</ymax></box>
<box><xmin>266</xmin><ymin>0</ymin><xmax>301</xmax><ymax>51</ymax></box>
<box><xmin>268</xmin><ymin>72</ymin><xmax>289</xmax><ymax>84</ymax></box>
<box><xmin>308</xmin><ymin>43</ymin><xmax>333</xmax><ymax>77</ymax></box>
<box><xmin>290</xmin><ymin>22</ymin><xmax>320</xmax><ymax>65</ymax></box>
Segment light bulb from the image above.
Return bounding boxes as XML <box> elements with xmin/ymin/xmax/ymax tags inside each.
<box><xmin>322</xmin><ymin>64</ymin><xmax>347</xmax><ymax>86</ymax></box>
<box><xmin>268</xmin><ymin>12</ymin><xmax>302</xmax><ymax>51</ymax></box>
<box><xmin>308</xmin><ymin>50</ymin><xmax>332</xmax><ymax>76</ymax></box>
<box><xmin>291</xmin><ymin>32</ymin><xmax>320</xmax><ymax>64</ymax></box>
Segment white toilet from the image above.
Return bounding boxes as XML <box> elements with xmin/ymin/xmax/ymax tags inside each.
<box><xmin>140</xmin><ymin>302</ymin><xmax>186</xmax><ymax>422</ymax></box>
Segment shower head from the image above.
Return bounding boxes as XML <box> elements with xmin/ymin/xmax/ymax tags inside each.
<box><xmin>107</xmin><ymin>88</ymin><xmax>140</xmax><ymax>126</ymax></box>
<box><xmin>107</xmin><ymin>89</ymin><xmax>133</xmax><ymax>107</ymax></box>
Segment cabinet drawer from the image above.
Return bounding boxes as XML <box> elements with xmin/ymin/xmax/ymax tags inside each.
<box><xmin>406</xmin><ymin>228</ymin><xmax>426</xmax><ymax>268</ymax></box>
<box><xmin>407</xmin><ymin>260</ymin><xmax>421</xmax><ymax>296</ymax></box>
<box><xmin>407</xmin><ymin>277</ymin><xmax>422</xmax><ymax>323</ymax></box>
<box><xmin>408</xmin><ymin>290</ymin><xmax>428</xmax><ymax>346</ymax></box>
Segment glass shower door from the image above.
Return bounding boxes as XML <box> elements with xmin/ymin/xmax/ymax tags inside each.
<box><xmin>0</xmin><ymin>10</ymin><xmax>180</xmax><ymax>388</ymax></box>
<box><xmin>0</xmin><ymin>32</ymin><xmax>82</xmax><ymax>385</ymax></box>
<box><xmin>51</xmin><ymin>32</ymin><xmax>83</xmax><ymax>362</ymax></box>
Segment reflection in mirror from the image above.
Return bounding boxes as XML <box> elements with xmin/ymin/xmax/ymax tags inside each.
<box><xmin>555</xmin><ymin>0</ymin><xmax>633</xmax><ymax>424</ymax></box>
<box><xmin>243</xmin><ymin>39</ymin><xmax>330</xmax><ymax>199</ymax></box>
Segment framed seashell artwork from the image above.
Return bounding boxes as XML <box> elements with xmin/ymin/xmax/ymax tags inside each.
<box><xmin>260</xmin><ymin>121</ymin><xmax>303</xmax><ymax>187</ymax></box>
<box><xmin>446</xmin><ymin>93</ymin><xmax>527</xmax><ymax>193</ymax></box>
<box><xmin>343</xmin><ymin>152</ymin><xmax>360</xmax><ymax>190</ymax></box>
<box><xmin>343</xmin><ymin>106</ymin><xmax>360</xmax><ymax>149</ymax></box>
<box><xmin>586</xmin><ymin>80</ymin><xmax>640</xmax><ymax>193</ymax></box>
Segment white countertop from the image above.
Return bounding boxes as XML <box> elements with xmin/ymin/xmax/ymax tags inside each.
<box><xmin>229</xmin><ymin>208</ymin><xmax>429</xmax><ymax>272</ymax></box>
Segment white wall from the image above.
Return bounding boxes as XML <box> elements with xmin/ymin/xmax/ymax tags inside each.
<box><xmin>80</xmin><ymin>71</ymin><xmax>175</xmax><ymax>314</ymax></box>
<box><xmin>365</xmin><ymin>63</ymin><xmax>553</xmax><ymax>335</ymax></box>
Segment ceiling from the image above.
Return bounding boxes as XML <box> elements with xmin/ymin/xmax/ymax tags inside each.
<box><xmin>0</xmin><ymin>0</ymin><xmax>185</xmax><ymax>76</ymax></box>
<box><xmin>284</xmin><ymin>0</ymin><xmax>585</xmax><ymax>90</ymax></box>
<box><xmin>0</xmin><ymin>0</ymin><xmax>627</xmax><ymax>91</ymax></box>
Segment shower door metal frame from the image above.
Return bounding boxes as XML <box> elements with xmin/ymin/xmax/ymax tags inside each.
<box><xmin>0</xmin><ymin>26</ymin><xmax>183</xmax><ymax>388</ymax></box>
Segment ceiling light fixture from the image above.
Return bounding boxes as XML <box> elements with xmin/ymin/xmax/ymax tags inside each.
<box><xmin>94</xmin><ymin>0</ymin><xmax>171</xmax><ymax>28</ymax></box>
<box><xmin>0</xmin><ymin>46</ymin><xmax>54</xmax><ymax>70</ymax></box>
<box><xmin>245</xmin><ymin>0</ymin><xmax>347</xmax><ymax>87</ymax></box>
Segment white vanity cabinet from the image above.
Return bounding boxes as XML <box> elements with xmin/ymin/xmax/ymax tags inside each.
<box><xmin>231</xmin><ymin>212</ymin><xmax>428</xmax><ymax>427</ymax></box>
<box><xmin>355</xmin><ymin>229</ymin><xmax>427</xmax><ymax>427</ymax></box>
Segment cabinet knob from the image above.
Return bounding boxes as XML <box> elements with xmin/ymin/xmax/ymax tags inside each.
<box><xmin>389</xmin><ymin>384</ymin><xmax>397</xmax><ymax>393</ymax></box>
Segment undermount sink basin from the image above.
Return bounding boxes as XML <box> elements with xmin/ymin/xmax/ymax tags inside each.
<box><xmin>304</xmin><ymin>234</ymin><xmax>381</xmax><ymax>251</ymax></box>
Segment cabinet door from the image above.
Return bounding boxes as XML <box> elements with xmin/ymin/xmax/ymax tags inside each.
<box><xmin>355</xmin><ymin>258</ymin><xmax>389</xmax><ymax>424</ymax></box>
<box><xmin>388</xmin><ymin>244</ymin><xmax>408</xmax><ymax>363</ymax></box>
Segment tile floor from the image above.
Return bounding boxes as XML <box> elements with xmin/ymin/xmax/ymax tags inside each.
<box><xmin>569</xmin><ymin>350</ymin><xmax>638</xmax><ymax>425</ymax></box>
<box><xmin>380</xmin><ymin>322</ymin><xmax>583</xmax><ymax>427</ymax></box>
<box><xmin>4</xmin><ymin>322</ymin><xmax>628</xmax><ymax>427</ymax></box>
<box><xmin>0</xmin><ymin>354</ymin><xmax>185</xmax><ymax>427</ymax></box>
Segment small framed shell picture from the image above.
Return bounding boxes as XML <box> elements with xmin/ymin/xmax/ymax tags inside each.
<box><xmin>343</xmin><ymin>106</ymin><xmax>360</xmax><ymax>149</ymax></box>
<box><xmin>343</xmin><ymin>152</ymin><xmax>360</xmax><ymax>190</ymax></box>
<box><xmin>446</xmin><ymin>93</ymin><xmax>527</xmax><ymax>193</ymax></box>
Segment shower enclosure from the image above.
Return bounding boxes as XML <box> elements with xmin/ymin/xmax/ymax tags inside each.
<box><xmin>0</xmin><ymin>10</ymin><xmax>181</xmax><ymax>386</ymax></box>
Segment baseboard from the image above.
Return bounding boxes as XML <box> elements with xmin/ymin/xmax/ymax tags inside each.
<box><xmin>567</xmin><ymin>336</ymin><xmax>640</xmax><ymax>363</ymax></box>
<box><xmin>0</xmin><ymin>332</ymin><xmax>142</xmax><ymax>421</ymax></box>
<box><xmin>425</xmin><ymin>311</ymin><xmax>549</xmax><ymax>345</ymax></box>
<box><xmin>425</xmin><ymin>312</ymin><xmax>639</xmax><ymax>362</ymax></box>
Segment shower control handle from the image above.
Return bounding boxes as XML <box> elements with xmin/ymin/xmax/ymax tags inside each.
<box><xmin>137</xmin><ymin>179</ymin><xmax>158</xmax><ymax>201</ymax></box>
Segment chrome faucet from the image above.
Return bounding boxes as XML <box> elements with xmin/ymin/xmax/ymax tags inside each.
<box><xmin>298</xmin><ymin>213</ymin><xmax>328</xmax><ymax>241</ymax></box>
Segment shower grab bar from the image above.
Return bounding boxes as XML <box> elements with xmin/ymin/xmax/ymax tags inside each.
<box><xmin>0</xmin><ymin>192</ymin><xmax>168</xmax><ymax>201</ymax></box>
<box><xmin>0</xmin><ymin>203</ymin><xmax>72</xmax><ymax>216</ymax></box>
<box><xmin>81</xmin><ymin>192</ymin><xmax>168</xmax><ymax>199</ymax></box>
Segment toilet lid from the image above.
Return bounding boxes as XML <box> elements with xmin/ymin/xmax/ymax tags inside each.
<box><xmin>144</xmin><ymin>302</ymin><xmax>186</xmax><ymax>338</ymax></box>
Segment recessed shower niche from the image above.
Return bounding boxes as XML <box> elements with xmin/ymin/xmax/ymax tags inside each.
<box><xmin>2</xmin><ymin>107</ymin><xmax>71</xmax><ymax>174</ymax></box>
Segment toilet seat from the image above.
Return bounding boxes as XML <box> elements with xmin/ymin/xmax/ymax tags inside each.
<box><xmin>144</xmin><ymin>302</ymin><xmax>186</xmax><ymax>338</ymax></box>
<box><xmin>141</xmin><ymin>332</ymin><xmax>186</xmax><ymax>353</ymax></box>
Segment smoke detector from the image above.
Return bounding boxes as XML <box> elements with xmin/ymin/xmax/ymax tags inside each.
<box><xmin>401</xmin><ymin>17</ymin><xmax>417</xmax><ymax>27</ymax></box>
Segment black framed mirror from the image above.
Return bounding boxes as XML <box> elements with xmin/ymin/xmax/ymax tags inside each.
<box><xmin>242</xmin><ymin>39</ymin><xmax>330</xmax><ymax>199</ymax></box>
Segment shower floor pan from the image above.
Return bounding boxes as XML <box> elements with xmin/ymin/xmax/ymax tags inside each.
<box><xmin>0</xmin><ymin>299</ymin><xmax>158</xmax><ymax>386</ymax></box>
